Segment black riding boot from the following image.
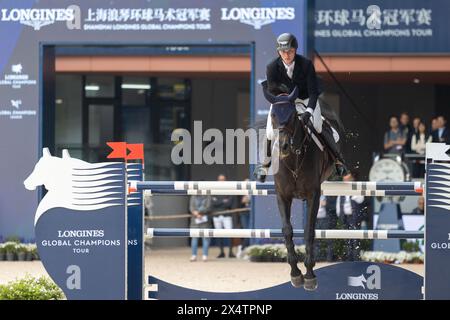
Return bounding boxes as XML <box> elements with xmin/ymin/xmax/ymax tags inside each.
<box><xmin>320</xmin><ymin>125</ymin><xmax>348</xmax><ymax>177</ymax></box>
<box><xmin>254</xmin><ymin>138</ymin><xmax>272</xmax><ymax>183</ymax></box>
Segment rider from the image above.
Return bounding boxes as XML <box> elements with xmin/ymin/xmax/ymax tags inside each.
<box><xmin>255</xmin><ymin>32</ymin><xmax>348</xmax><ymax>182</ymax></box>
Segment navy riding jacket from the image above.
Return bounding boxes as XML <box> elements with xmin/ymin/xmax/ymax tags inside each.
<box><xmin>266</xmin><ymin>54</ymin><xmax>320</xmax><ymax>111</ymax></box>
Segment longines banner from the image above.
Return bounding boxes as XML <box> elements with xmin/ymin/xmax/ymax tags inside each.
<box><xmin>0</xmin><ymin>0</ymin><xmax>309</xmax><ymax>240</ymax></box>
<box><xmin>315</xmin><ymin>0</ymin><xmax>450</xmax><ymax>54</ymax></box>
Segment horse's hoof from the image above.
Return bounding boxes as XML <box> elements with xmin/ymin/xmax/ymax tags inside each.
<box><xmin>290</xmin><ymin>275</ymin><xmax>304</xmax><ymax>288</ymax></box>
<box><xmin>304</xmin><ymin>277</ymin><xmax>318</xmax><ymax>291</ymax></box>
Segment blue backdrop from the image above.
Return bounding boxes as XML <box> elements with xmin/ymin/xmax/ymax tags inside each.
<box><xmin>0</xmin><ymin>0</ymin><xmax>309</xmax><ymax>240</ymax></box>
<box><xmin>315</xmin><ymin>0</ymin><xmax>450</xmax><ymax>54</ymax></box>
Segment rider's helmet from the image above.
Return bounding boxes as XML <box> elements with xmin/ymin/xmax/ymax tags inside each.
<box><xmin>276</xmin><ymin>33</ymin><xmax>298</xmax><ymax>51</ymax></box>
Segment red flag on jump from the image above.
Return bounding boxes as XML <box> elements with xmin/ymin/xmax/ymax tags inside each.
<box><xmin>126</xmin><ymin>144</ymin><xmax>144</xmax><ymax>161</ymax></box>
<box><xmin>106</xmin><ymin>142</ymin><xmax>127</xmax><ymax>159</ymax></box>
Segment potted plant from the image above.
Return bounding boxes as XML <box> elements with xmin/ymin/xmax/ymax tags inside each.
<box><xmin>31</xmin><ymin>245</ymin><xmax>40</xmax><ymax>261</ymax></box>
<box><xmin>0</xmin><ymin>244</ymin><xmax>5</xmax><ymax>261</ymax></box>
<box><xmin>295</xmin><ymin>245</ymin><xmax>306</xmax><ymax>262</ymax></box>
<box><xmin>247</xmin><ymin>246</ymin><xmax>263</xmax><ymax>262</ymax></box>
<box><xmin>272</xmin><ymin>247</ymin><xmax>285</xmax><ymax>262</ymax></box>
<box><xmin>26</xmin><ymin>244</ymin><xmax>36</xmax><ymax>261</ymax></box>
<box><xmin>280</xmin><ymin>247</ymin><xmax>288</xmax><ymax>262</ymax></box>
<box><xmin>3</xmin><ymin>242</ymin><xmax>17</xmax><ymax>261</ymax></box>
<box><xmin>260</xmin><ymin>246</ymin><xmax>274</xmax><ymax>262</ymax></box>
<box><xmin>0</xmin><ymin>275</ymin><xmax>65</xmax><ymax>300</ymax></box>
<box><xmin>16</xmin><ymin>244</ymin><xmax>27</xmax><ymax>261</ymax></box>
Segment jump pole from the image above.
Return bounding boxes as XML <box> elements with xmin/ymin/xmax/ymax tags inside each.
<box><xmin>134</xmin><ymin>180</ymin><xmax>423</xmax><ymax>192</ymax></box>
<box><xmin>146</xmin><ymin>228</ymin><xmax>424</xmax><ymax>240</ymax></box>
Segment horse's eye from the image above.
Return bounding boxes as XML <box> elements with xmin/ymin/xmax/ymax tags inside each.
<box><xmin>271</xmin><ymin>113</ymin><xmax>275</xmax><ymax>118</ymax></box>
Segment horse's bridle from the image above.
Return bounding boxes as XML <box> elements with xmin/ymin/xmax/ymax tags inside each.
<box><xmin>278</xmin><ymin>111</ymin><xmax>311</xmax><ymax>181</ymax></box>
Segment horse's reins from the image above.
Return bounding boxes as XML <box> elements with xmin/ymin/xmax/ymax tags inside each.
<box><xmin>280</xmin><ymin>108</ymin><xmax>310</xmax><ymax>181</ymax></box>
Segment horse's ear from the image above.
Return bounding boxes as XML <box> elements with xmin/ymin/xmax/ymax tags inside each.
<box><xmin>261</xmin><ymin>80</ymin><xmax>277</xmax><ymax>104</ymax></box>
<box><xmin>62</xmin><ymin>149</ymin><xmax>71</xmax><ymax>159</ymax></box>
<box><xmin>42</xmin><ymin>148</ymin><xmax>51</xmax><ymax>157</ymax></box>
<box><xmin>288</xmin><ymin>86</ymin><xmax>299</xmax><ymax>102</ymax></box>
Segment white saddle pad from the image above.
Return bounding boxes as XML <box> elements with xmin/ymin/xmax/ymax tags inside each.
<box><xmin>267</xmin><ymin>99</ymin><xmax>340</xmax><ymax>153</ymax></box>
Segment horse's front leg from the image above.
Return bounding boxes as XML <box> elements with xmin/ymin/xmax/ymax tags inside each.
<box><xmin>304</xmin><ymin>189</ymin><xmax>321</xmax><ymax>291</ymax></box>
<box><xmin>276</xmin><ymin>194</ymin><xmax>303</xmax><ymax>288</ymax></box>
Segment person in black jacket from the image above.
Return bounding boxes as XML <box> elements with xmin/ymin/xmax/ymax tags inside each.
<box><xmin>211</xmin><ymin>174</ymin><xmax>237</xmax><ymax>258</ymax></box>
<box><xmin>431</xmin><ymin>116</ymin><xmax>450</xmax><ymax>143</ymax></box>
<box><xmin>399</xmin><ymin>112</ymin><xmax>412</xmax><ymax>153</ymax></box>
<box><xmin>255</xmin><ymin>33</ymin><xmax>347</xmax><ymax>182</ymax></box>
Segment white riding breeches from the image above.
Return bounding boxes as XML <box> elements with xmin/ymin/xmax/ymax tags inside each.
<box><xmin>265</xmin><ymin>98</ymin><xmax>339</xmax><ymax>143</ymax></box>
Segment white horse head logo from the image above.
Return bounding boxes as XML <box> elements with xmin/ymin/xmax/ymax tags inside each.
<box><xmin>24</xmin><ymin>148</ymin><xmax>125</xmax><ymax>225</ymax></box>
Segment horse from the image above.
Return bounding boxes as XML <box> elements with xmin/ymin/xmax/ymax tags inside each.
<box><xmin>262</xmin><ymin>85</ymin><xmax>336</xmax><ymax>291</ymax></box>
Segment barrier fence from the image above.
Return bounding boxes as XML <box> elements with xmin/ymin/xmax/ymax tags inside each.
<box><xmin>25</xmin><ymin>142</ymin><xmax>450</xmax><ymax>300</ymax></box>
<box><xmin>133</xmin><ymin>181</ymin><xmax>423</xmax><ymax>196</ymax></box>
<box><xmin>146</xmin><ymin>228</ymin><xmax>424</xmax><ymax>240</ymax></box>
<box><xmin>142</xmin><ymin>189</ymin><xmax>421</xmax><ymax>196</ymax></box>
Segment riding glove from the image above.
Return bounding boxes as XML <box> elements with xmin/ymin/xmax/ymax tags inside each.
<box><xmin>300</xmin><ymin>111</ymin><xmax>311</xmax><ymax>125</ymax></box>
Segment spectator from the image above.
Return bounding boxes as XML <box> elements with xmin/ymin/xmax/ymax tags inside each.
<box><xmin>144</xmin><ymin>193</ymin><xmax>154</xmax><ymax>242</ymax></box>
<box><xmin>411</xmin><ymin>122</ymin><xmax>432</xmax><ymax>177</ymax></box>
<box><xmin>314</xmin><ymin>195</ymin><xmax>329</xmax><ymax>261</ymax></box>
<box><xmin>400</xmin><ymin>112</ymin><xmax>411</xmax><ymax>132</ymax></box>
<box><xmin>212</xmin><ymin>174</ymin><xmax>237</xmax><ymax>258</ymax></box>
<box><xmin>236</xmin><ymin>182</ymin><xmax>251</xmax><ymax>258</ymax></box>
<box><xmin>384</xmin><ymin>116</ymin><xmax>407</xmax><ymax>154</ymax></box>
<box><xmin>412</xmin><ymin>197</ymin><xmax>425</xmax><ymax>215</ymax></box>
<box><xmin>336</xmin><ymin>172</ymin><xmax>366</xmax><ymax>261</ymax></box>
<box><xmin>412</xmin><ymin>122</ymin><xmax>432</xmax><ymax>154</ymax></box>
<box><xmin>411</xmin><ymin>117</ymin><xmax>421</xmax><ymax>143</ymax></box>
<box><xmin>431</xmin><ymin>117</ymin><xmax>439</xmax><ymax>133</ymax></box>
<box><xmin>324</xmin><ymin>196</ymin><xmax>338</xmax><ymax>261</ymax></box>
<box><xmin>400</xmin><ymin>112</ymin><xmax>412</xmax><ymax>153</ymax></box>
<box><xmin>432</xmin><ymin>116</ymin><xmax>450</xmax><ymax>143</ymax></box>
<box><xmin>144</xmin><ymin>191</ymin><xmax>154</xmax><ymax>217</ymax></box>
<box><xmin>189</xmin><ymin>194</ymin><xmax>212</xmax><ymax>262</ymax></box>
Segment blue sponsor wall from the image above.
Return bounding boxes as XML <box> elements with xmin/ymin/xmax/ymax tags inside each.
<box><xmin>0</xmin><ymin>0</ymin><xmax>309</xmax><ymax>240</ymax></box>
<box><xmin>315</xmin><ymin>0</ymin><xmax>450</xmax><ymax>54</ymax></box>
<box><xmin>2</xmin><ymin>0</ymin><xmax>450</xmax><ymax>240</ymax></box>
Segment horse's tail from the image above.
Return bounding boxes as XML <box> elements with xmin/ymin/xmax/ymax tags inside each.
<box><xmin>319</xmin><ymin>96</ymin><xmax>345</xmax><ymax>135</ymax></box>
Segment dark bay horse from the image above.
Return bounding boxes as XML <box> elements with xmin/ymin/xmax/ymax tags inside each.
<box><xmin>262</xmin><ymin>84</ymin><xmax>335</xmax><ymax>291</ymax></box>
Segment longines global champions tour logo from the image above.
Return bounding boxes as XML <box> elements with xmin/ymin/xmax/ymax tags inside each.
<box><xmin>220</xmin><ymin>7</ymin><xmax>295</xmax><ymax>30</ymax></box>
<box><xmin>336</xmin><ymin>265</ymin><xmax>381</xmax><ymax>300</ymax></box>
<box><xmin>0</xmin><ymin>6</ymin><xmax>81</xmax><ymax>30</ymax></box>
